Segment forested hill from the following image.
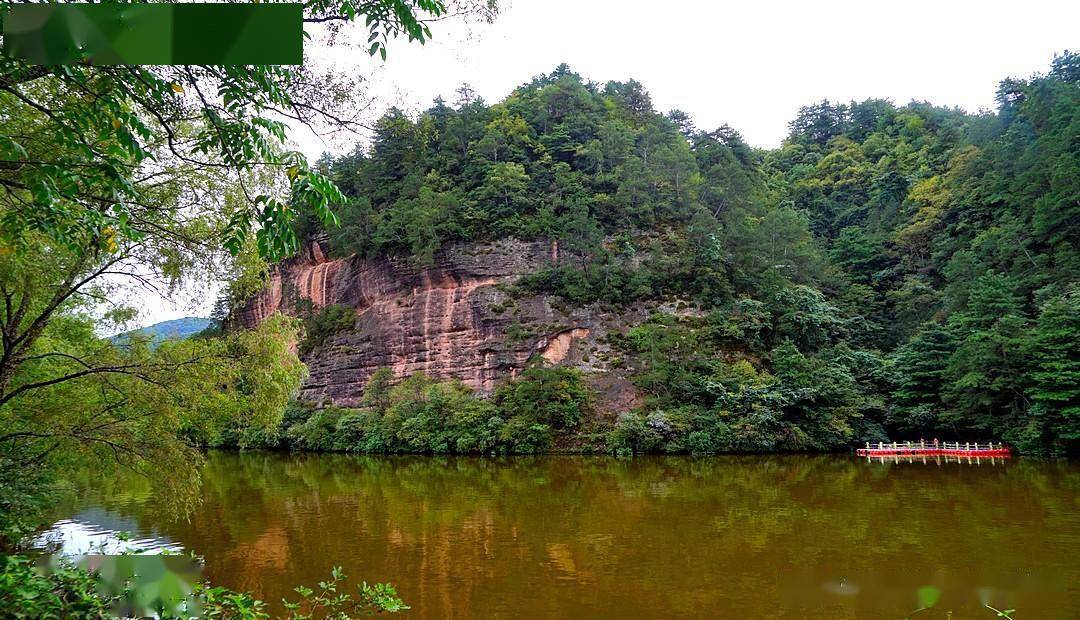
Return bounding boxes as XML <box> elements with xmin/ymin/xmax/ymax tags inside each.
<box><xmin>111</xmin><ymin>317</ymin><xmax>213</xmax><ymax>347</ymax></box>
<box><xmin>298</xmin><ymin>55</ymin><xmax>1078</xmax><ymax>455</ymax></box>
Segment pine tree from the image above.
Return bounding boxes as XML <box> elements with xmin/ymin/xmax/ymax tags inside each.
<box><xmin>1025</xmin><ymin>292</ymin><xmax>1080</xmax><ymax>454</ymax></box>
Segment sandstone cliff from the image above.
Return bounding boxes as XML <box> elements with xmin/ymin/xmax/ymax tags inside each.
<box><xmin>238</xmin><ymin>239</ymin><xmax>641</xmax><ymax>410</ymax></box>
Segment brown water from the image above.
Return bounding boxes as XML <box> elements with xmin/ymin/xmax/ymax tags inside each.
<box><xmin>40</xmin><ymin>452</ymin><xmax>1080</xmax><ymax>618</ymax></box>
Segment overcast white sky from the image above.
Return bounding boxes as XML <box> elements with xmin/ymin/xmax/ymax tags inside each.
<box><xmin>297</xmin><ymin>0</ymin><xmax>1080</xmax><ymax>152</ymax></box>
<box><xmin>131</xmin><ymin>0</ymin><xmax>1079</xmax><ymax>328</ymax></box>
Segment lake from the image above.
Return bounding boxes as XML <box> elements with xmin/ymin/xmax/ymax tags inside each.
<box><xmin>37</xmin><ymin>452</ymin><xmax>1080</xmax><ymax>618</ymax></box>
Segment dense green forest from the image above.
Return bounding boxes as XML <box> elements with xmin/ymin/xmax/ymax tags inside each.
<box><xmin>286</xmin><ymin>55</ymin><xmax>1078</xmax><ymax>456</ymax></box>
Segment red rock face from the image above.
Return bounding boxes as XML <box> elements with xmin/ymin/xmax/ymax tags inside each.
<box><xmin>237</xmin><ymin>239</ymin><xmax>630</xmax><ymax>407</ymax></box>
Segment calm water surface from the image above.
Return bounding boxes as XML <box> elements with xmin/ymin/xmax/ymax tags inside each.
<box><xmin>40</xmin><ymin>453</ymin><xmax>1079</xmax><ymax>618</ymax></box>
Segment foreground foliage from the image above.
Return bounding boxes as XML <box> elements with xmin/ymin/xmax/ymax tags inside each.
<box><xmin>0</xmin><ymin>556</ymin><xmax>405</xmax><ymax>619</ymax></box>
<box><xmin>0</xmin><ymin>1</ymin><xmax>496</xmax><ymax>261</ymax></box>
<box><xmin>0</xmin><ymin>0</ymin><xmax>496</xmax><ymax>550</ymax></box>
<box><xmin>0</xmin><ymin>311</ymin><xmax>305</xmax><ymax>545</ymax></box>
<box><xmin>0</xmin><ymin>556</ymin><xmax>113</xmax><ymax>619</ymax></box>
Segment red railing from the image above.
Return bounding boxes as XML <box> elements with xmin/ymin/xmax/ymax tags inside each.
<box><xmin>856</xmin><ymin>441</ymin><xmax>1011</xmax><ymax>457</ymax></box>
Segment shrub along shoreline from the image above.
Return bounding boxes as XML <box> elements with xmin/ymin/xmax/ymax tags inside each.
<box><xmin>215</xmin><ymin>366</ymin><xmax>601</xmax><ymax>455</ymax></box>
<box><xmin>213</xmin><ymin>353</ymin><xmax>897</xmax><ymax>457</ymax></box>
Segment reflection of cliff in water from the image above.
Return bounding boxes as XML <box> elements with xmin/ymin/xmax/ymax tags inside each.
<box><xmin>48</xmin><ymin>453</ymin><xmax>1080</xmax><ymax>618</ymax></box>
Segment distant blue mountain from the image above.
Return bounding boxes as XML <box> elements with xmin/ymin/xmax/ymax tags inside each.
<box><xmin>111</xmin><ymin>317</ymin><xmax>213</xmax><ymax>347</ymax></box>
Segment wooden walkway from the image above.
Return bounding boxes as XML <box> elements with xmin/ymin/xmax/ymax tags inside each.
<box><xmin>856</xmin><ymin>441</ymin><xmax>1011</xmax><ymax>457</ymax></box>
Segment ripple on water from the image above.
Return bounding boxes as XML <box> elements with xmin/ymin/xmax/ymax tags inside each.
<box><xmin>33</xmin><ymin>516</ymin><xmax>182</xmax><ymax>556</ymax></box>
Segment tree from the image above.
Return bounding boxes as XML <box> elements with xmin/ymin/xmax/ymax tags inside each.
<box><xmin>890</xmin><ymin>322</ymin><xmax>956</xmax><ymax>433</ymax></box>
<box><xmin>787</xmin><ymin>100</ymin><xmax>849</xmax><ymax>146</ymax></box>
<box><xmin>493</xmin><ymin>366</ymin><xmax>591</xmax><ymax>430</ymax></box>
<box><xmin>770</xmin><ymin>285</ymin><xmax>845</xmax><ymax>351</ymax></box>
<box><xmin>943</xmin><ymin>273</ymin><xmax>1031</xmax><ymax>435</ymax></box>
<box><xmin>0</xmin><ymin>1</ymin><xmax>500</xmax><ymax>409</ymax></box>
<box><xmin>0</xmin><ymin>1</ymin><xmax>496</xmax><ymax>261</ymax></box>
<box><xmin>558</xmin><ymin>200</ymin><xmax>603</xmax><ymax>274</ymax></box>
<box><xmin>829</xmin><ymin>226</ymin><xmax>890</xmax><ymax>283</ymax></box>
<box><xmin>473</xmin><ymin>108</ymin><xmax>532</xmax><ymax>164</ymax></box>
<box><xmin>0</xmin><ymin>0</ymin><xmax>501</xmax><ymax>541</ymax></box>
<box><xmin>0</xmin><ymin>310</ymin><xmax>305</xmax><ymax>540</ymax></box>
<box><xmin>693</xmin><ymin>125</ymin><xmax>764</xmax><ymax>218</ymax></box>
<box><xmin>604</xmin><ymin>79</ymin><xmax>653</xmax><ymax>120</ymax></box>
<box><xmin>1024</xmin><ymin>291</ymin><xmax>1080</xmax><ymax>454</ymax></box>
<box><xmin>362</xmin><ymin>368</ymin><xmax>395</xmax><ymax>413</ymax></box>
<box><xmin>666</xmin><ymin>109</ymin><xmax>696</xmax><ymax>140</ymax></box>
<box><xmin>478</xmin><ymin>162</ymin><xmax>530</xmax><ymax>222</ymax></box>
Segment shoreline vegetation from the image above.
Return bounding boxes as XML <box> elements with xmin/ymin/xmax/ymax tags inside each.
<box><xmin>207</xmin><ymin>365</ymin><xmax>1003</xmax><ymax>458</ymax></box>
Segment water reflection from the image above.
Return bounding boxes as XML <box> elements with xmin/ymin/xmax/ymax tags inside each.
<box><xmin>861</xmin><ymin>455</ymin><xmax>1011</xmax><ymax>466</ymax></box>
<box><xmin>34</xmin><ymin>508</ymin><xmax>181</xmax><ymax>556</ymax></box>
<box><xmin>41</xmin><ymin>453</ymin><xmax>1080</xmax><ymax>618</ymax></box>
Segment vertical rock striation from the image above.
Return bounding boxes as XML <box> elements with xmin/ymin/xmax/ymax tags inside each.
<box><xmin>237</xmin><ymin>239</ymin><xmax>627</xmax><ymax>407</ymax></box>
